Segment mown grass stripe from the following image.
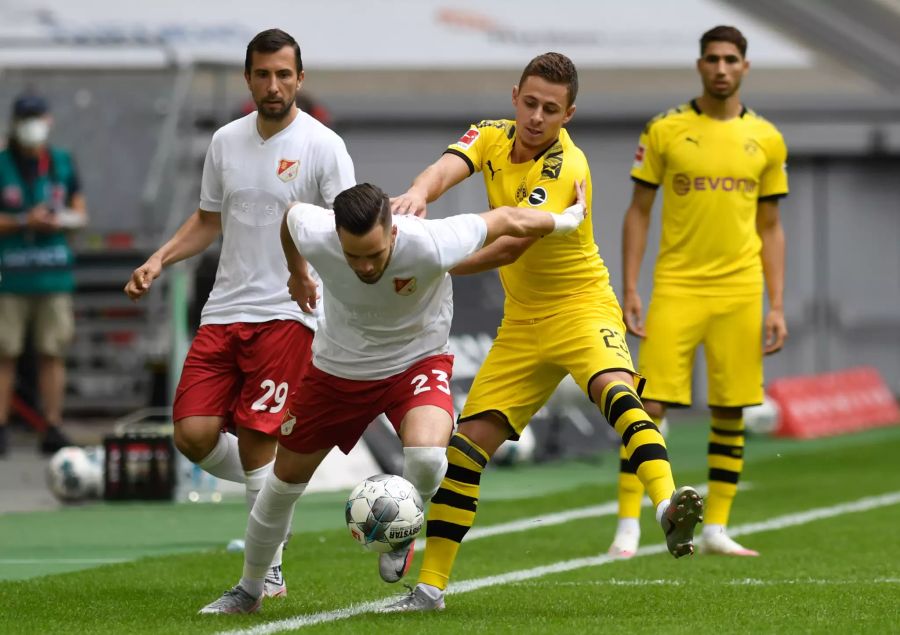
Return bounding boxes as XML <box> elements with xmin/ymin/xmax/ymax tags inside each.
<box><xmin>215</xmin><ymin>490</ymin><xmax>900</xmax><ymax>635</ymax></box>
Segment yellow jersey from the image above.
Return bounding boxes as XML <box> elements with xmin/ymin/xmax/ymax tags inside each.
<box><xmin>630</xmin><ymin>100</ymin><xmax>789</xmax><ymax>295</ymax></box>
<box><xmin>446</xmin><ymin>119</ymin><xmax>616</xmax><ymax>320</ymax></box>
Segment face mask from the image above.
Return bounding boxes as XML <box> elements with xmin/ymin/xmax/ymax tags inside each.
<box><xmin>15</xmin><ymin>118</ymin><xmax>50</xmax><ymax>147</ymax></box>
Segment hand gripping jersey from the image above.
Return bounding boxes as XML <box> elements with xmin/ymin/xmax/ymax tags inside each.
<box><xmin>198</xmin><ymin>110</ymin><xmax>355</xmax><ymax>327</ymax></box>
<box><xmin>445</xmin><ymin>119</ymin><xmax>617</xmax><ymax>320</ymax></box>
<box><xmin>630</xmin><ymin>100</ymin><xmax>789</xmax><ymax>295</ymax></box>
<box><xmin>285</xmin><ymin>204</ymin><xmax>488</xmax><ymax>380</ymax></box>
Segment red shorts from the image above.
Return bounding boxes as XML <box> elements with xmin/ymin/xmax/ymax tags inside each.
<box><xmin>280</xmin><ymin>354</ymin><xmax>454</xmax><ymax>454</ymax></box>
<box><xmin>173</xmin><ymin>320</ymin><xmax>313</xmax><ymax>436</ymax></box>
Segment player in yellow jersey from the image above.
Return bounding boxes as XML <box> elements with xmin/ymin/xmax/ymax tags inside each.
<box><xmin>608</xmin><ymin>26</ymin><xmax>788</xmax><ymax>559</ymax></box>
<box><xmin>384</xmin><ymin>52</ymin><xmax>702</xmax><ymax>612</ymax></box>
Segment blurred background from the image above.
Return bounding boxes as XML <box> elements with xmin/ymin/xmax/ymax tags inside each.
<box><xmin>0</xmin><ymin>0</ymin><xmax>897</xmax><ymax>511</ymax></box>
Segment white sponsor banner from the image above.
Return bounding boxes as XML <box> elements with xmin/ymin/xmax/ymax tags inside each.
<box><xmin>0</xmin><ymin>0</ymin><xmax>813</xmax><ymax>69</ymax></box>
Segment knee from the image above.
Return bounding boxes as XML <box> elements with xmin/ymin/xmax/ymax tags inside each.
<box><xmin>402</xmin><ymin>446</ymin><xmax>448</xmax><ymax>501</ymax></box>
<box><xmin>173</xmin><ymin>422</ymin><xmax>218</xmax><ymax>462</ymax></box>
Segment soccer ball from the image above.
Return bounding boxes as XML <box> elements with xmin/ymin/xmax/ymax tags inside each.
<box><xmin>493</xmin><ymin>425</ymin><xmax>536</xmax><ymax>466</ymax></box>
<box><xmin>46</xmin><ymin>446</ymin><xmax>103</xmax><ymax>502</ymax></box>
<box><xmin>345</xmin><ymin>474</ymin><xmax>424</xmax><ymax>553</ymax></box>
<box><xmin>744</xmin><ymin>397</ymin><xmax>781</xmax><ymax>435</ymax></box>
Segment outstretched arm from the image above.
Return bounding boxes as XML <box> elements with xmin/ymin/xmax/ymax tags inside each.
<box><xmin>124</xmin><ymin>208</ymin><xmax>221</xmax><ymax>300</ymax></box>
<box><xmin>391</xmin><ymin>153</ymin><xmax>471</xmax><ymax>217</ymax></box>
<box><xmin>451</xmin><ymin>180</ymin><xmax>586</xmax><ymax>275</ymax></box>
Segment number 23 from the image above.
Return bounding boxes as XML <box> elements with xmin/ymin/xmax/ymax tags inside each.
<box><xmin>410</xmin><ymin>370</ymin><xmax>451</xmax><ymax>395</ymax></box>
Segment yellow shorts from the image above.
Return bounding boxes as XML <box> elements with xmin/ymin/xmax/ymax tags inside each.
<box><xmin>638</xmin><ymin>292</ymin><xmax>763</xmax><ymax>408</ymax></box>
<box><xmin>460</xmin><ymin>303</ymin><xmax>639</xmax><ymax>436</ymax></box>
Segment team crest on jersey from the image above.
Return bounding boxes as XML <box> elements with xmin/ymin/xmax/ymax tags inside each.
<box><xmin>527</xmin><ymin>187</ymin><xmax>548</xmax><ymax>207</ymax></box>
<box><xmin>515</xmin><ymin>180</ymin><xmax>528</xmax><ymax>204</ymax></box>
<box><xmin>277</xmin><ymin>159</ymin><xmax>300</xmax><ymax>182</ymax></box>
<box><xmin>744</xmin><ymin>140</ymin><xmax>760</xmax><ymax>156</ymax></box>
<box><xmin>393</xmin><ymin>277</ymin><xmax>417</xmax><ymax>296</ymax></box>
<box><xmin>280</xmin><ymin>414</ymin><xmax>296</xmax><ymax>436</ymax></box>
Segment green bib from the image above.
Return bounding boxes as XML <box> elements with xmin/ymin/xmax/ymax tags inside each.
<box><xmin>0</xmin><ymin>147</ymin><xmax>76</xmax><ymax>294</ymax></box>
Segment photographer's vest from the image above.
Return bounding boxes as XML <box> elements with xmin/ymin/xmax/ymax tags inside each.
<box><xmin>0</xmin><ymin>147</ymin><xmax>76</xmax><ymax>294</ymax></box>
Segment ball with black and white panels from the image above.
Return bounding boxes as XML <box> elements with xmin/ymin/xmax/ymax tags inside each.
<box><xmin>345</xmin><ymin>473</ymin><xmax>424</xmax><ymax>553</ymax></box>
<box><xmin>46</xmin><ymin>445</ymin><xmax>104</xmax><ymax>503</ymax></box>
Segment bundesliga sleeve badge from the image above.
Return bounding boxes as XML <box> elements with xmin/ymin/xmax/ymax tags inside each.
<box><xmin>277</xmin><ymin>159</ymin><xmax>300</xmax><ymax>182</ymax></box>
<box><xmin>454</xmin><ymin>128</ymin><xmax>479</xmax><ymax>149</ymax></box>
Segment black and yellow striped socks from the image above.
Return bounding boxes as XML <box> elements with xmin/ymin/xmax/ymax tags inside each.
<box><xmin>600</xmin><ymin>382</ymin><xmax>674</xmax><ymax>507</ymax></box>
<box><xmin>706</xmin><ymin>414</ymin><xmax>745</xmax><ymax>526</ymax></box>
<box><xmin>616</xmin><ymin>443</ymin><xmax>644</xmax><ymax>519</ymax></box>
<box><xmin>418</xmin><ymin>433</ymin><xmax>488</xmax><ymax>590</ymax></box>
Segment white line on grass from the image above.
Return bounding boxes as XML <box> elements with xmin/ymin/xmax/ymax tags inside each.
<box><xmin>215</xmin><ymin>490</ymin><xmax>900</xmax><ymax>635</ymax></box>
<box><xmin>0</xmin><ymin>558</ymin><xmax>129</xmax><ymax>565</ymax></box>
<box><xmin>515</xmin><ymin>577</ymin><xmax>900</xmax><ymax>587</ymax></box>
<box><xmin>413</xmin><ymin>483</ymin><xmax>721</xmax><ymax>549</ymax></box>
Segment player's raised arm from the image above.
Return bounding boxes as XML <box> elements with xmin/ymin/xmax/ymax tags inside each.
<box><xmin>124</xmin><ymin>208</ymin><xmax>221</xmax><ymax>301</ymax></box>
<box><xmin>391</xmin><ymin>153</ymin><xmax>471</xmax><ymax>217</ymax></box>
<box><xmin>482</xmin><ymin>179</ymin><xmax>586</xmax><ymax>243</ymax></box>
<box><xmin>620</xmin><ymin>182</ymin><xmax>658</xmax><ymax>337</ymax></box>
<box><xmin>280</xmin><ymin>205</ymin><xmax>317</xmax><ymax>314</ymax></box>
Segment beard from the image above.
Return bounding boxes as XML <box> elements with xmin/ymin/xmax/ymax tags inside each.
<box><xmin>257</xmin><ymin>97</ymin><xmax>293</xmax><ymax>121</ymax></box>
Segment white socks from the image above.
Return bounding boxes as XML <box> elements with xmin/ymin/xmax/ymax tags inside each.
<box><xmin>197</xmin><ymin>432</ymin><xmax>245</xmax><ymax>483</ymax></box>
<box><xmin>702</xmin><ymin>523</ymin><xmax>726</xmax><ymax>539</ymax></box>
<box><xmin>240</xmin><ymin>472</ymin><xmax>307</xmax><ymax>598</ymax></box>
<box><xmin>245</xmin><ymin>461</ymin><xmax>284</xmax><ymax>569</ymax></box>
<box><xmin>402</xmin><ymin>446</ymin><xmax>448</xmax><ymax>501</ymax></box>
<box><xmin>655</xmin><ymin>499</ymin><xmax>670</xmax><ymax>526</ymax></box>
<box><xmin>418</xmin><ymin>583</ymin><xmax>444</xmax><ymax>599</ymax></box>
<box><xmin>615</xmin><ymin>517</ymin><xmax>641</xmax><ymax>536</ymax></box>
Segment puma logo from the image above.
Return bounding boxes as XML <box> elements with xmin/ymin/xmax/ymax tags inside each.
<box><xmin>486</xmin><ymin>160</ymin><xmax>502</xmax><ymax>180</ymax></box>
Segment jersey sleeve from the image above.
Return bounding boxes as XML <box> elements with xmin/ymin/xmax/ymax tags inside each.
<box><xmin>629</xmin><ymin>121</ymin><xmax>665</xmax><ymax>188</ymax></box>
<box><xmin>424</xmin><ymin>213</ymin><xmax>488</xmax><ymax>270</ymax></box>
<box><xmin>315</xmin><ymin>134</ymin><xmax>356</xmax><ymax>208</ymax></box>
<box><xmin>199</xmin><ymin>136</ymin><xmax>223</xmax><ymax>212</ymax></box>
<box><xmin>285</xmin><ymin>202</ymin><xmax>334</xmax><ymax>255</ymax></box>
<box><xmin>521</xmin><ymin>144</ymin><xmax>588</xmax><ymax>213</ymax></box>
<box><xmin>758</xmin><ymin>131</ymin><xmax>789</xmax><ymax>200</ymax></box>
<box><xmin>444</xmin><ymin>123</ymin><xmax>486</xmax><ymax>175</ymax></box>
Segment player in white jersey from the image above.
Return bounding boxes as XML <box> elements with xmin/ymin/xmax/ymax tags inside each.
<box><xmin>198</xmin><ymin>181</ymin><xmax>586</xmax><ymax>614</ymax></box>
<box><xmin>124</xmin><ymin>29</ymin><xmax>354</xmax><ymax>597</ymax></box>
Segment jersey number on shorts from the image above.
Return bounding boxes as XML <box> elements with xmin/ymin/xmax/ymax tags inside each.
<box><xmin>600</xmin><ymin>328</ymin><xmax>630</xmax><ymax>356</ymax></box>
<box><xmin>251</xmin><ymin>379</ymin><xmax>289</xmax><ymax>413</ymax></box>
<box><xmin>410</xmin><ymin>370</ymin><xmax>451</xmax><ymax>396</ymax></box>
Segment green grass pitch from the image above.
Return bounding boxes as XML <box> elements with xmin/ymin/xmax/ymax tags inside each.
<box><xmin>1</xmin><ymin>422</ymin><xmax>899</xmax><ymax>634</ymax></box>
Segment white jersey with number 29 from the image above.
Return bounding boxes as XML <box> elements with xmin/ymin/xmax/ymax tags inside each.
<box><xmin>198</xmin><ymin>110</ymin><xmax>355</xmax><ymax>329</ymax></box>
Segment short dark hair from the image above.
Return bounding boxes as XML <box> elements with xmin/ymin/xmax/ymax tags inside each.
<box><xmin>245</xmin><ymin>29</ymin><xmax>303</xmax><ymax>75</ymax></box>
<box><xmin>518</xmin><ymin>52</ymin><xmax>578</xmax><ymax>107</ymax></box>
<box><xmin>700</xmin><ymin>25</ymin><xmax>747</xmax><ymax>58</ymax></box>
<box><xmin>333</xmin><ymin>184</ymin><xmax>392</xmax><ymax>235</ymax></box>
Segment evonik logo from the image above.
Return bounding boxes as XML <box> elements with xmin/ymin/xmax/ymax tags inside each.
<box><xmin>672</xmin><ymin>173</ymin><xmax>757</xmax><ymax>196</ymax></box>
